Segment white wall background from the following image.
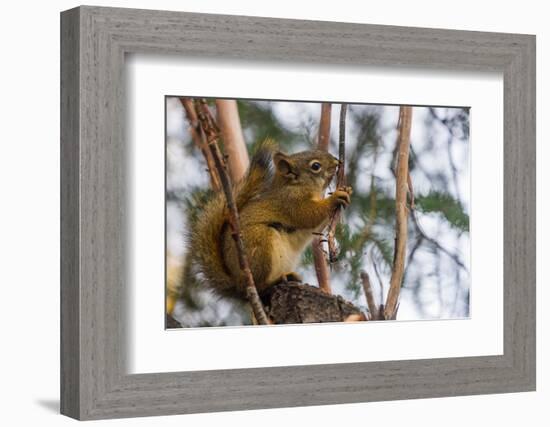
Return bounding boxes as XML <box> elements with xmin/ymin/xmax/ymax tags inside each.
<box><xmin>0</xmin><ymin>0</ymin><xmax>546</xmax><ymax>425</ymax></box>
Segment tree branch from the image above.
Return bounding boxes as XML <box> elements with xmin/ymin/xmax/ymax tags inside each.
<box><xmin>407</xmin><ymin>171</ymin><xmax>415</xmax><ymax>210</ymax></box>
<box><xmin>317</xmin><ymin>102</ymin><xmax>332</xmax><ymax>151</ymax></box>
<box><xmin>312</xmin><ymin>102</ymin><xmax>333</xmax><ymax>293</ymax></box>
<box><xmin>262</xmin><ymin>282</ymin><xmax>366</xmax><ymax>324</ymax></box>
<box><xmin>179</xmin><ymin>98</ymin><xmax>222</xmax><ymax>191</ymax></box>
<box><xmin>360</xmin><ymin>271</ymin><xmax>380</xmax><ymax>320</ymax></box>
<box><xmin>193</xmin><ymin>98</ymin><xmax>269</xmax><ymax>325</ymax></box>
<box><xmin>215</xmin><ymin>99</ymin><xmax>250</xmax><ymax>182</ymax></box>
<box><xmin>312</xmin><ymin>238</ymin><xmax>332</xmax><ymax>294</ymax></box>
<box><xmin>327</xmin><ymin>103</ymin><xmax>348</xmax><ymax>263</ymax></box>
<box><xmin>384</xmin><ymin>106</ymin><xmax>413</xmax><ymax>320</ymax></box>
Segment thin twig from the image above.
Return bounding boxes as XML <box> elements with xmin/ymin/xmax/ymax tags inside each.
<box><xmin>336</xmin><ymin>104</ymin><xmax>347</xmax><ymax>186</ymax></box>
<box><xmin>193</xmin><ymin>98</ymin><xmax>269</xmax><ymax>325</ymax></box>
<box><xmin>410</xmin><ymin>210</ymin><xmax>468</xmax><ymax>271</ymax></box>
<box><xmin>371</xmin><ymin>252</ymin><xmax>385</xmax><ymax>305</ymax></box>
<box><xmin>327</xmin><ymin>104</ymin><xmax>348</xmax><ymax>263</ymax></box>
<box><xmin>407</xmin><ymin>171</ymin><xmax>415</xmax><ymax>210</ymax></box>
<box><xmin>179</xmin><ymin>98</ymin><xmax>222</xmax><ymax>191</ymax></box>
<box><xmin>360</xmin><ymin>271</ymin><xmax>379</xmax><ymax>320</ymax></box>
<box><xmin>312</xmin><ymin>102</ymin><xmax>333</xmax><ymax>293</ymax></box>
<box><xmin>384</xmin><ymin>106</ymin><xmax>413</xmax><ymax>320</ymax></box>
<box><xmin>428</xmin><ymin>107</ymin><xmax>463</xmax><ymax>207</ymax></box>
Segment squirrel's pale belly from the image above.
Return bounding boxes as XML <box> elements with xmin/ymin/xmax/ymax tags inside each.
<box><xmin>267</xmin><ymin>228</ymin><xmax>314</xmax><ymax>283</ymax></box>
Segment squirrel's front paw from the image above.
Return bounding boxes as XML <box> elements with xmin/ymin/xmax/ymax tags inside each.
<box><xmin>331</xmin><ymin>186</ymin><xmax>353</xmax><ymax>208</ymax></box>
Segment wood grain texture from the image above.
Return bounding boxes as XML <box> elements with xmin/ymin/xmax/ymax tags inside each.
<box><xmin>60</xmin><ymin>6</ymin><xmax>536</xmax><ymax>420</ymax></box>
<box><xmin>60</xmin><ymin>7</ymin><xmax>80</xmax><ymax>419</ymax></box>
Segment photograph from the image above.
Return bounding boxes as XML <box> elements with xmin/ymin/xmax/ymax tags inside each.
<box><xmin>165</xmin><ymin>97</ymin><xmax>471</xmax><ymax>328</ymax></box>
<box><xmin>49</xmin><ymin>3</ymin><xmax>537</xmax><ymax>422</ymax></box>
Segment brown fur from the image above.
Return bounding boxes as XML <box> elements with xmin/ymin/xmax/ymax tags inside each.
<box><xmin>189</xmin><ymin>138</ymin><xmax>351</xmax><ymax>300</ymax></box>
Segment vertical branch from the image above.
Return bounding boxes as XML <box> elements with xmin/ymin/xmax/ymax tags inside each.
<box><xmin>312</xmin><ymin>103</ymin><xmax>333</xmax><ymax>293</ymax></box>
<box><xmin>327</xmin><ymin>104</ymin><xmax>348</xmax><ymax>263</ymax></box>
<box><xmin>179</xmin><ymin>98</ymin><xmax>222</xmax><ymax>191</ymax></box>
<box><xmin>317</xmin><ymin>103</ymin><xmax>332</xmax><ymax>151</ymax></box>
<box><xmin>336</xmin><ymin>104</ymin><xmax>347</xmax><ymax>187</ymax></box>
<box><xmin>312</xmin><ymin>239</ymin><xmax>331</xmax><ymax>293</ymax></box>
<box><xmin>215</xmin><ymin>99</ymin><xmax>250</xmax><ymax>182</ymax></box>
<box><xmin>384</xmin><ymin>106</ymin><xmax>413</xmax><ymax>320</ymax></box>
<box><xmin>360</xmin><ymin>271</ymin><xmax>380</xmax><ymax>320</ymax></box>
<box><xmin>193</xmin><ymin>99</ymin><xmax>269</xmax><ymax>325</ymax></box>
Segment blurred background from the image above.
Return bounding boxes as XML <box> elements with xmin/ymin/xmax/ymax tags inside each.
<box><xmin>166</xmin><ymin>97</ymin><xmax>470</xmax><ymax>327</ymax></box>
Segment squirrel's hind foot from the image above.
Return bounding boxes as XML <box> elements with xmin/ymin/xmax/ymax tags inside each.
<box><xmin>279</xmin><ymin>271</ymin><xmax>303</xmax><ymax>284</ymax></box>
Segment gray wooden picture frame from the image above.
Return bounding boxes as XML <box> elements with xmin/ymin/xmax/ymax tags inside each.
<box><xmin>60</xmin><ymin>5</ymin><xmax>536</xmax><ymax>421</ymax></box>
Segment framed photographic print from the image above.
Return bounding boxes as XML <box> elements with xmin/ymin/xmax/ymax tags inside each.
<box><xmin>61</xmin><ymin>5</ymin><xmax>536</xmax><ymax>420</ymax></box>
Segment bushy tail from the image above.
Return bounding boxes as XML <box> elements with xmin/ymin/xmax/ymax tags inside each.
<box><xmin>234</xmin><ymin>138</ymin><xmax>276</xmax><ymax>209</ymax></box>
<box><xmin>189</xmin><ymin>138</ymin><xmax>276</xmax><ymax>294</ymax></box>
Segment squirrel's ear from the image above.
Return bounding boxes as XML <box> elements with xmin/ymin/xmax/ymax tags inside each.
<box><xmin>274</xmin><ymin>152</ymin><xmax>298</xmax><ymax>179</ymax></box>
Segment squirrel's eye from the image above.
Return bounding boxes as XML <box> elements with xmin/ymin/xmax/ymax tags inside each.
<box><xmin>310</xmin><ymin>161</ymin><xmax>322</xmax><ymax>172</ymax></box>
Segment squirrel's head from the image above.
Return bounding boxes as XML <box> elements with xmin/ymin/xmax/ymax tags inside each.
<box><xmin>273</xmin><ymin>149</ymin><xmax>339</xmax><ymax>192</ymax></box>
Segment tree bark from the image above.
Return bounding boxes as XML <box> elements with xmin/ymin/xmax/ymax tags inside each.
<box><xmin>327</xmin><ymin>103</ymin><xmax>348</xmax><ymax>262</ymax></box>
<box><xmin>361</xmin><ymin>271</ymin><xmax>380</xmax><ymax>320</ymax></box>
<box><xmin>216</xmin><ymin>99</ymin><xmax>249</xmax><ymax>182</ymax></box>
<box><xmin>312</xmin><ymin>237</ymin><xmax>331</xmax><ymax>293</ymax></box>
<box><xmin>261</xmin><ymin>282</ymin><xmax>366</xmax><ymax>324</ymax></box>
<box><xmin>384</xmin><ymin>106</ymin><xmax>413</xmax><ymax>320</ymax></box>
<box><xmin>312</xmin><ymin>102</ymin><xmax>333</xmax><ymax>293</ymax></box>
<box><xmin>317</xmin><ymin>103</ymin><xmax>332</xmax><ymax>151</ymax></box>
